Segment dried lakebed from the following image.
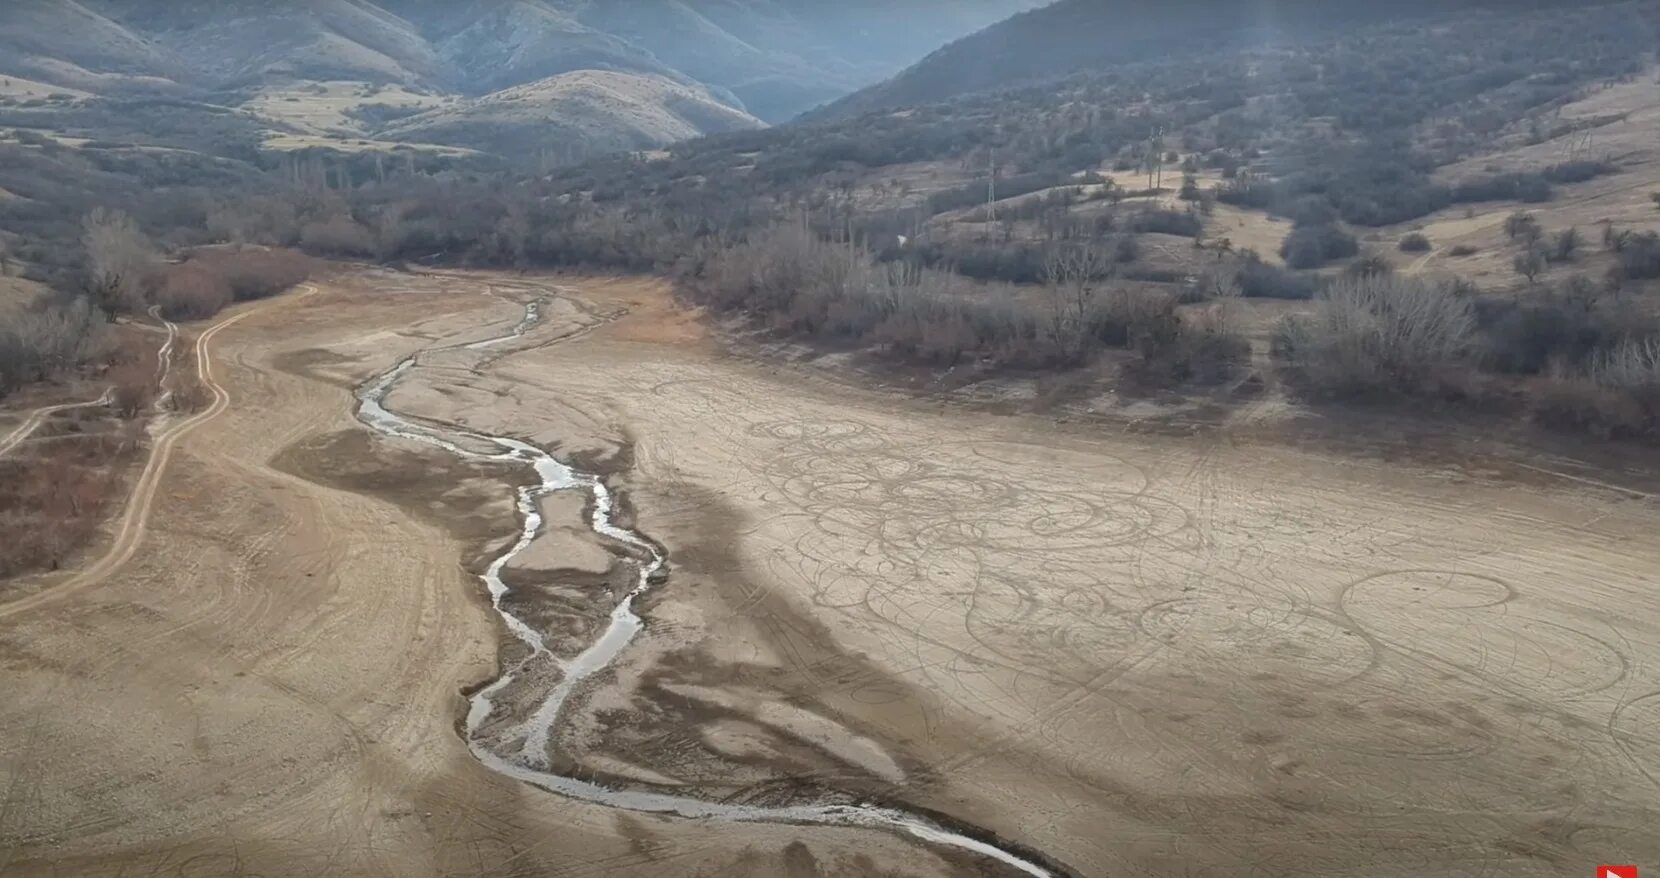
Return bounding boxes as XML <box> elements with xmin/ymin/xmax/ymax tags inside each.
<box><xmin>352</xmin><ymin>293</ymin><xmax>1066</xmax><ymax>877</ymax></box>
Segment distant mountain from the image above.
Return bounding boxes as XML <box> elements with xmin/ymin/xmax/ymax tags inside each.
<box><xmin>816</xmin><ymin>0</ymin><xmax>1620</xmax><ymax>120</ymax></box>
<box><xmin>0</xmin><ymin>0</ymin><xmax>1040</xmax><ymax>123</ymax></box>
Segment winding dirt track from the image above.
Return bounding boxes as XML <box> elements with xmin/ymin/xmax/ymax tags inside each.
<box><xmin>0</xmin><ymin>389</ymin><xmax>114</xmax><ymax>459</ymax></box>
<box><xmin>0</xmin><ymin>300</ymin><xmax>276</xmax><ymax>623</ymax></box>
<box><xmin>3</xmin><ymin>270</ymin><xmax>1660</xmax><ymax>877</ymax></box>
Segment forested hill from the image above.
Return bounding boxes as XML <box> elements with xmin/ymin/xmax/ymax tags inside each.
<box><xmin>814</xmin><ymin>0</ymin><xmax>1632</xmax><ymax>120</ymax></box>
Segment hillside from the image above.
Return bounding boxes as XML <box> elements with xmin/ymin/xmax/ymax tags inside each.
<box><xmin>818</xmin><ymin>0</ymin><xmax>1625</xmax><ymax>120</ymax></box>
<box><xmin>0</xmin><ymin>0</ymin><xmax>1046</xmax><ymax>228</ymax></box>
<box><xmin>0</xmin><ymin>0</ymin><xmax>1034</xmax><ymax>123</ymax></box>
<box><xmin>380</xmin><ymin>71</ymin><xmax>764</xmax><ymax>160</ymax></box>
<box><xmin>0</xmin><ymin>0</ymin><xmax>181</xmax><ymax>94</ymax></box>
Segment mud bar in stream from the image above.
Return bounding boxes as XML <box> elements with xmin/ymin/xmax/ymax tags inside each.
<box><xmin>352</xmin><ymin>289</ymin><xmax>1070</xmax><ymax>878</ymax></box>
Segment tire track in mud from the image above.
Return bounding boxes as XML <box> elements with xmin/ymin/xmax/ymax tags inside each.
<box><xmin>353</xmin><ymin>289</ymin><xmax>1073</xmax><ymax>878</ymax></box>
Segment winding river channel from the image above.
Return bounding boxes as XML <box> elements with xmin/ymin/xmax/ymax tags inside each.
<box><xmin>352</xmin><ymin>294</ymin><xmax>1061</xmax><ymax>878</ymax></box>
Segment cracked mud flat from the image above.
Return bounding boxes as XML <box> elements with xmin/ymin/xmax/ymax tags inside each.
<box><xmin>2</xmin><ymin>269</ymin><xmax>1659</xmax><ymax>876</ymax></box>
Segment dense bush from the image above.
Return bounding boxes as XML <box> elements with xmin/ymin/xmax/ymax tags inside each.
<box><xmin>154</xmin><ymin>264</ymin><xmax>232</xmax><ymax>319</ymax></box>
<box><xmin>1530</xmin><ymin>338</ymin><xmax>1660</xmax><ymax>438</ymax></box>
<box><xmin>1281</xmin><ymin>222</ymin><xmax>1359</xmax><ymax>269</ymax></box>
<box><xmin>1613</xmin><ymin>232</ymin><xmax>1660</xmax><ymax>282</ymax></box>
<box><xmin>1237</xmin><ymin>260</ymin><xmax>1318</xmax><ymax>300</ymax></box>
<box><xmin>1476</xmin><ymin>281</ymin><xmax>1658</xmax><ymax>375</ymax></box>
<box><xmin>1273</xmin><ymin>274</ymin><xmax>1474</xmax><ymax>396</ymax></box>
<box><xmin>687</xmin><ymin>225</ymin><xmax>1235</xmax><ymax>374</ymax></box>
<box><xmin>152</xmin><ymin>248</ymin><xmax>315</xmax><ymax>320</ymax></box>
<box><xmin>1398</xmin><ymin>233</ymin><xmax>1432</xmax><ymax>253</ymax></box>
<box><xmin>1128</xmin><ymin>208</ymin><xmax>1203</xmax><ymax>238</ymax></box>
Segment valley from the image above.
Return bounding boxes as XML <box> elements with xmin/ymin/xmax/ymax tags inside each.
<box><xmin>6</xmin><ymin>2</ymin><xmax>1660</xmax><ymax>875</ymax></box>
<box><xmin>4</xmin><ymin>271</ymin><xmax>1658</xmax><ymax>876</ymax></box>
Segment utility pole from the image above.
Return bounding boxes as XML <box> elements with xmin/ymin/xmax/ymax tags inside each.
<box><xmin>985</xmin><ymin>151</ymin><xmax>997</xmax><ymax>242</ymax></box>
<box><xmin>987</xmin><ymin>152</ymin><xmax>997</xmax><ymax>222</ymax></box>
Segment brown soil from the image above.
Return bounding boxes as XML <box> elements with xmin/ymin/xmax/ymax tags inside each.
<box><xmin>3</xmin><ymin>268</ymin><xmax>1658</xmax><ymax>877</ymax></box>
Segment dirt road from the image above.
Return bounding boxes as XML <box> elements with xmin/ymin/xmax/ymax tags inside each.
<box><xmin>0</xmin><ymin>389</ymin><xmax>114</xmax><ymax>459</ymax></box>
<box><xmin>3</xmin><ymin>270</ymin><xmax>1659</xmax><ymax>876</ymax></box>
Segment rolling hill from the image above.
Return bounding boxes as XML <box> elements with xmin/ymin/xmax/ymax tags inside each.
<box><xmin>379</xmin><ymin>70</ymin><xmax>764</xmax><ymax>160</ymax></box>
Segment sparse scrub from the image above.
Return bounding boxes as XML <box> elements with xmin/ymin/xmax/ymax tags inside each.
<box><xmin>110</xmin><ymin>359</ymin><xmax>156</xmax><ymax>418</ymax></box>
<box><xmin>1504</xmin><ymin>212</ymin><xmax>1542</xmax><ymax>245</ymax></box>
<box><xmin>1344</xmin><ymin>255</ymin><xmax>1394</xmax><ymax>279</ymax></box>
<box><xmin>1546</xmin><ymin>227</ymin><xmax>1580</xmax><ymax>264</ymax></box>
<box><xmin>1398</xmin><ymin>233</ymin><xmax>1432</xmax><ymax>253</ymax></box>
<box><xmin>0</xmin><ymin>424</ymin><xmax>142</xmax><ymax>577</ymax></box>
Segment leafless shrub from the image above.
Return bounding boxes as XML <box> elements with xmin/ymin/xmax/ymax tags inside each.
<box><xmin>1274</xmin><ymin>274</ymin><xmax>1475</xmax><ymax>396</ymax></box>
<box><xmin>1530</xmin><ymin>364</ymin><xmax>1660</xmax><ymax>439</ymax></box>
<box><xmin>0</xmin><ymin>298</ymin><xmax>102</xmax><ymax>395</ymax></box>
<box><xmin>1590</xmin><ymin>336</ymin><xmax>1660</xmax><ymax>392</ymax></box>
<box><xmin>299</xmin><ymin>215</ymin><xmax>377</xmax><ymax>258</ymax></box>
<box><xmin>687</xmin><ymin>224</ymin><xmax>1235</xmax><ymax>376</ymax></box>
<box><xmin>82</xmin><ymin>207</ymin><xmax>157</xmax><ymax>317</ymax></box>
<box><xmin>1041</xmin><ymin>243</ymin><xmax>1114</xmax><ymax>360</ymax></box>
<box><xmin>155</xmin><ymin>263</ymin><xmax>233</xmax><ymax>319</ymax></box>
<box><xmin>0</xmin><ymin>425</ymin><xmax>141</xmax><ymax>576</ymax></box>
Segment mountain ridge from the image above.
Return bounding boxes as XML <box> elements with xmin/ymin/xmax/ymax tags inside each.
<box><xmin>0</xmin><ymin>0</ymin><xmax>1041</xmax><ymax>122</ymax></box>
<box><xmin>814</xmin><ymin>0</ymin><xmax>1634</xmax><ymax>121</ymax></box>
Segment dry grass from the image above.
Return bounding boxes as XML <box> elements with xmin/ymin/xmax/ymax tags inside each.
<box><xmin>259</xmin><ymin>133</ymin><xmax>477</xmax><ymax>157</ymax></box>
<box><xmin>240</xmin><ymin>80</ymin><xmax>450</xmax><ymax>136</ymax></box>
<box><xmin>1388</xmin><ymin>68</ymin><xmax>1660</xmax><ymax>285</ymax></box>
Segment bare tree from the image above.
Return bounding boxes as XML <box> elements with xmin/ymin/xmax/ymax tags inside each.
<box><xmin>82</xmin><ymin>207</ymin><xmax>156</xmax><ymax>318</ymax></box>
<box><xmin>1513</xmin><ymin>248</ymin><xmax>1545</xmax><ymax>284</ymax></box>
<box><xmin>1041</xmin><ymin>243</ymin><xmax>1113</xmax><ymax>359</ymax></box>
<box><xmin>1503</xmin><ymin>211</ymin><xmax>1542</xmax><ymax>245</ymax></box>
<box><xmin>1198</xmin><ymin>259</ymin><xmax>1244</xmax><ymax>300</ymax></box>
<box><xmin>0</xmin><ymin>297</ymin><xmax>101</xmax><ymax>394</ymax></box>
